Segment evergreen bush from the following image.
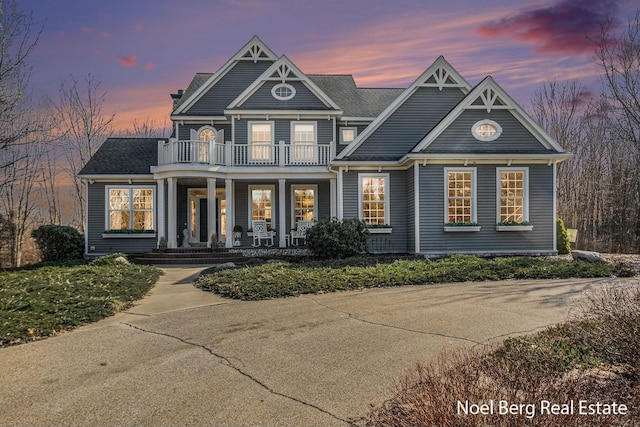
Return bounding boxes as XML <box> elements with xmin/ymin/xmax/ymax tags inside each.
<box><xmin>556</xmin><ymin>217</ymin><xmax>571</xmax><ymax>255</ymax></box>
<box><xmin>305</xmin><ymin>218</ymin><xmax>369</xmax><ymax>259</ymax></box>
<box><xmin>31</xmin><ymin>225</ymin><xmax>84</xmax><ymax>262</ymax></box>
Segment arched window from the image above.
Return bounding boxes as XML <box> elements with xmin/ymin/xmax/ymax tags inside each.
<box><xmin>199</xmin><ymin>127</ymin><xmax>216</xmax><ymax>142</ymax></box>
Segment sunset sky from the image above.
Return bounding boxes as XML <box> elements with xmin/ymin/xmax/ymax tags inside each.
<box><xmin>22</xmin><ymin>0</ymin><xmax>636</xmax><ymax>130</ymax></box>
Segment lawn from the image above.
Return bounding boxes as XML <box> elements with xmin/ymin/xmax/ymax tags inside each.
<box><xmin>196</xmin><ymin>254</ymin><xmax>634</xmax><ymax>300</ymax></box>
<box><xmin>0</xmin><ymin>259</ymin><xmax>161</xmax><ymax>346</ymax></box>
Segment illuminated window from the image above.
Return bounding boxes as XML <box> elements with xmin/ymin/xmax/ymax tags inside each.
<box><xmin>445</xmin><ymin>168</ymin><xmax>476</xmax><ymax>223</ymax></box>
<box><xmin>292</xmin><ymin>185</ymin><xmax>317</xmax><ymax>228</ymax></box>
<box><xmin>471</xmin><ymin>119</ymin><xmax>502</xmax><ymax>142</ymax></box>
<box><xmin>359</xmin><ymin>174</ymin><xmax>389</xmax><ymax>225</ymax></box>
<box><xmin>199</xmin><ymin>128</ymin><xmax>215</xmax><ymax>142</ymax></box>
<box><xmin>291</xmin><ymin>122</ymin><xmax>316</xmax><ymax>162</ymax></box>
<box><xmin>497</xmin><ymin>168</ymin><xmax>529</xmax><ymax>223</ymax></box>
<box><xmin>249</xmin><ymin>186</ymin><xmax>274</xmax><ymax>229</ymax></box>
<box><xmin>249</xmin><ymin>122</ymin><xmax>273</xmax><ymax>162</ymax></box>
<box><xmin>107</xmin><ymin>187</ymin><xmax>154</xmax><ymax>231</ymax></box>
<box><xmin>340</xmin><ymin>127</ymin><xmax>357</xmax><ymax>144</ymax></box>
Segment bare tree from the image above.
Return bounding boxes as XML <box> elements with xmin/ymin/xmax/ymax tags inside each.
<box><xmin>0</xmin><ymin>0</ymin><xmax>41</xmax><ymax>160</ymax></box>
<box><xmin>51</xmin><ymin>74</ymin><xmax>114</xmax><ymax>231</ymax></box>
<box><xmin>0</xmin><ymin>114</ymin><xmax>46</xmax><ymax>267</ymax></box>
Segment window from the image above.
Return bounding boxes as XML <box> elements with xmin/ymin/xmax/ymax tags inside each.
<box><xmin>199</xmin><ymin>128</ymin><xmax>215</xmax><ymax>142</ymax></box>
<box><xmin>249</xmin><ymin>122</ymin><xmax>273</xmax><ymax>162</ymax></box>
<box><xmin>107</xmin><ymin>187</ymin><xmax>154</xmax><ymax>231</ymax></box>
<box><xmin>249</xmin><ymin>186</ymin><xmax>274</xmax><ymax>229</ymax></box>
<box><xmin>291</xmin><ymin>185</ymin><xmax>317</xmax><ymax>228</ymax></box>
<box><xmin>359</xmin><ymin>174</ymin><xmax>389</xmax><ymax>225</ymax></box>
<box><xmin>271</xmin><ymin>83</ymin><xmax>296</xmax><ymax>100</ymax></box>
<box><xmin>340</xmin><ymin>127</ymin><xmax>357</xmax><ymax>144</ymax></box>
<box><xmin>445</xmin><ymin>168</ymin><xmax>476</xmax><ymax>223</ymax></box>
<box><xmin>497</xmin><ymin>168</ymin><xmax>529</xmax><ymax>223</ymax></box>
<box><xmin>471</xmin><ymin>119</ymin><xmax>502</xmax><ymax>142</ymax></box>
<box><xmin>291</xmin><ymin>122</ymin><xmax>316</xmax><ymax>161</ymax></box>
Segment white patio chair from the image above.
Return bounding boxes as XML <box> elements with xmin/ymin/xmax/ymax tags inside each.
<box><xmin>251</xmin><ymin>220</ymin><xmax>274</xmax><ymax>247</ymax></box>
<box><xmin>291</xmin><ymin>220</ymin><xmax>312</xmax><ymax>246</ymax></box>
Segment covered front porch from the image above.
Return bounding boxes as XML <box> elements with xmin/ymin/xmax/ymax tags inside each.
<box><xmin>155</xmin><ymin>176</ymin><xmax>336</xmax><ymax>249</ymax></box>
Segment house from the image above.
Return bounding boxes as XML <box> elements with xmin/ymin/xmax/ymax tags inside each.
<box><xmin>78</xmin><ymin>36</ymin><xmax>571</xmax><ymax>258</ymax></box>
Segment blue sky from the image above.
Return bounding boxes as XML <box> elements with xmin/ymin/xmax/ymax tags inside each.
<box><xmin>22</xmin><ymin>0</ymin><xmax>636</xmax><ymax>129</ymax></box>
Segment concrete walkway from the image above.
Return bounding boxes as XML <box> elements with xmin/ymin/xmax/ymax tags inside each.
<box><xmin>0</xmin><ymin>268</ymin><xmax>630</xmax><ymax>427</ymax></box>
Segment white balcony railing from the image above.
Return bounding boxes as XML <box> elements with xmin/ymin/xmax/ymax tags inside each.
<box><xmin>158</xmin><ymin>140</ymin><xmax>335</xmax><ymax>167</ymax></box>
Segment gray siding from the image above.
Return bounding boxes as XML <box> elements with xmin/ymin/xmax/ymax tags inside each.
<box><xmin>424</xmin><ymin>109</ymin><xmax>554</xmax><ymax>154</ymax></box>
<box><xmin>240</xmin><ymin>81</ymin><xmax>329</xmax><ymax>110</ymax></box>
<box><xmin>86</xmin><ymin>182</ymin><xmax>158</xmax><ymax>254</ymax></box>
<box><xmin>350</xmin><ymin>87</ymin><xmax>465</xmax><ymax>160</ymax></box>
<box><xmin>186</xmin><ymin>61</ymin><xmax>273</xmax><ymax>115</ymax></box>
<box><xmin>418</xmin><ymin>164</ymin><xmax>555</xmax><ymax>255</ymax></box>
<box><xmin>342</xmin><ymin>169</ymin><xmax>408</xmax><ymax>253</ymax></box>
<box><xmin>235</xmin><ymin>119</ymin><xmax>333</xmax><ymax>144</ymax></box>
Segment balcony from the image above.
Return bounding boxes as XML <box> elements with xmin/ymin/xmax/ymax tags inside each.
<box><xmin>158</xmin><ymin>139</ymin><xmax>336</xmax><ymax>167</ymax></box>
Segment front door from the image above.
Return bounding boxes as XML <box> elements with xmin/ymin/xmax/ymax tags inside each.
<box><xmin>188</xmin><ymin>188</ymin><xmax>208</xmax><ymax>244</ymax></box>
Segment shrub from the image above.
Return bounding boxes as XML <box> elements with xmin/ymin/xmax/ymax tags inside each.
<box><xmin>557</xmin><ymin>217</ymin><xmax>571</xmax><ymax>255</ymax></box>
<box><xmin>31</xmin><ymin>225</ymin><xmax>83</xmax><ymax>262</ymax></box>
<box><xmin>305</xmin><ymin>218</ymin><xmax>369</xmax><ymax>259</ymax></box>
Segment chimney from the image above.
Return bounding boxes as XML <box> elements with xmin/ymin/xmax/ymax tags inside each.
<box><xmin>170</xmin><ymin>89</ymin><xmax>184</xmax><ymax>109</ymax></box>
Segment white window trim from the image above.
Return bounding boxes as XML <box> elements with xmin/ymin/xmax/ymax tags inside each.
<box><xmin>104</xmin><ymin>185</ymin><xmax>156</xmax><ymax>231</ymax></box>
<box><xmin>339</xmin><ymin>127</ymin><xmax>357</xmax><ymax>144</ymax></box>
<box><xmin>471</xmin><ymin>119</ymin><xmax>502</xmax><ymax>142</ymax></box>
<box><xmin>496</xmin><ymin>167</ymin><xmax>529</xmax><ymax>224</ymax></box>
<box><xmin>358</xmin><ymin>173</ymin><xmax>390</xmax><ymax>226</ymax></box>
<box><xmin>248</xmin><ymin>185</ymin><xmax>275</xmax><ymax>230</ymax></box>
<box><xmin>443</xmin><ymin>167</ymin><xmax>477</xmax><ymax>224</ymax></box>
<box><xmin>248</xmin><ymin>121</ymin><xmax>275</xmax><ymax>161</ymax></box>
<box><xmin>290</xmin><ymin>121</ymin><xmax>317</xmax><ymax>162</ymax></box>
<box><xmin>271</xmin><ymin>82</ymin><xmax>296</xmax><ymax>101</ymax></box>
<box><xmin>290</xmin><ymin>184</ymin><xmax>318</xmax><ymax>230</ymax></box>
<box><xmin>196</xmin><ymin>125</ymin><xmax>217</xmax><ymax>141</ymax></box>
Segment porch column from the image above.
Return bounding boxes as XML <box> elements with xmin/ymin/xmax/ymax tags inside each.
<box><xmin>225</xmin><ymin>178</ymin><xmax>234</xmax><ymax>248</ymax></box>
<box><xmin>278</xmin><ymin>178</ymin><xmax>286</xmax><ymax>247</ymax></box>
<box><xmin>337</xmin><ymin>168</ymin><xmax>344</xmax><ymax>220</ymax></box>
<box><xmin>207</xmin><ymin>178</ymin><xmax>217</xmax><ymax>247</ymax></box>
<box><xmin>157</xmin><ymin>178</ymin><xmax>166</xmax><ymax>247</ymax></box>
<box><xmin>330</xmin><ymin>178</ymin><xmax>337</xmax><ymax>218</ymax></box>
<box><xmin>167</xmin><ymin>177</ymin><xmax>177</xmax><ymax>248</ymax></box>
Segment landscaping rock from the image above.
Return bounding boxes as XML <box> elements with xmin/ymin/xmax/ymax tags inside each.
<box><xmin>572</xmin><ymin>250</ymin><xmax>607</xmax><ymax>263</ymax></box>
<box><xmin>114</xmin><ymin>256</ymin><xmax>130</xmax><ymax>264</ymax></box>
<box><xmin>215</xmin><ymin>262</ymin><xmax>236</xmax><ymax>270</ymax></box>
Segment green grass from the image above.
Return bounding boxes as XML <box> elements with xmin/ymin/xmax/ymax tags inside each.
<box><xmin>0</xmin><ymin>261</ymin><xmax>161</xmax><ymax>346</ymax></box>
<box><xmin>196</xmin><ymin>254</ymin><xmax>634</xmax><ymax>300</ymax></box>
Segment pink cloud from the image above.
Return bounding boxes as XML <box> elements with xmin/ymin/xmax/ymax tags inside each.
<box><xmin>145</xmin><ymin>62</ymin><xmax>156</xmax><ymax>69</ymax></box>
<box><xmin>118</xmin><ymin>55</ymin><xmax>137</xmax><ymax>67</ymax></box>
<box><xmin>477</xmin><ymin>0</ymin><xmax>621</xmax><ymax>55</ymax></box>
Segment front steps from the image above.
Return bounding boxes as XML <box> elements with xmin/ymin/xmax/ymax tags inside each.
<box><xmin>133</xmin><ymin>247</ymin><xmax>251</xmax><ymax>265</ymax></box>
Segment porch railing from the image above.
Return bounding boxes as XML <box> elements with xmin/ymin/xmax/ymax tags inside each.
<box><xmin>158</xmin><ymin>140</ymin><xmax>335</xmax><ymax>167</ymax></box>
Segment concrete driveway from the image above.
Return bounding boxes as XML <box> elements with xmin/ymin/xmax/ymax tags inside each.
<box><xmin>0</xmin><ymin>267</ymin><xmax>624</xmax><ymax>426</ymax></box>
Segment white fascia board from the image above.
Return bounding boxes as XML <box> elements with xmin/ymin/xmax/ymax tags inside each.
<box><xmin>339</xmin><ymin>117</ymin><xmax>376</xmax><ymax>122</ymax></box>
<box><xmin>336</xmin><ymin>56</ymin><xmax>472</xmax><ymax>159</ymax></box>
<box><xmin>173</xmin><ymin>36</ymin><xmax>278</xmax><ymax>115</ymax></box>
<box><xmin>399</xmin><ymin>153</ymin><xmax>573</xmax><ymax>165</ymax></box>
<box><xmin>223</xmin><ymin>109</ymin><xmax>342</xmax><ymax>117</ymax></box>
<box><xmin>79</xmin><ymin>174</ymin><xmax>155</xmax><ymax>181</ymax></box>
<box><xmin>170</xmin><ymin>115</ymin><xmax>228</xmax><ymax>122</ymax></box>
<box><xmin>226</xmin><ymin>56</ymin><xmax>342</xmax><ymax>111</ymax></box>
<box><xmin>413</xmin><ymin>77</ymin><xmax>566</xmax><ymax>153</ymax></box>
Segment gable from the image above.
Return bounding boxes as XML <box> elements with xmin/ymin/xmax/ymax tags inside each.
<box><xmin>413</xmin><ymin>77</ymin><xmax>565</xmax><ymax>154</ymax></box>
<box><xmin>423</xmin><ymin>109</ymin><xmax>554</xmax><ymax>154</ymax></box>
<box><xmin>338</xmin><ymin>56</ymin><xmax>471</xmax><ymax>160</ymax></box>
<box><xmin>348</xmin><ymin>86</ymin><xmax>466</xmax><ymax>160</ymax></box>
<box><xmin>184</xmin><ymin>61</ymin><xmax>274</xmax><ymax>115</ymax></box>
<box><xmin>227</xmin><ymin>56</ymin><xmax>341</xmax><ymax>111</ymax></box>
<box><xmin>173</xmin><ymin>36</ymin><xmax>278</xmax><ymax>116</ymax></box>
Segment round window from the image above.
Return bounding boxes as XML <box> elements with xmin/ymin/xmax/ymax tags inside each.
<box><xmin>471</xmin><ymin>120</ymin><xmax>502</xmax><ymax>142</ymax></box>
<box><xmin>271</xmin><ymin>83</ymin><xmax>296</xmax><ymax>100</ymax></box>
